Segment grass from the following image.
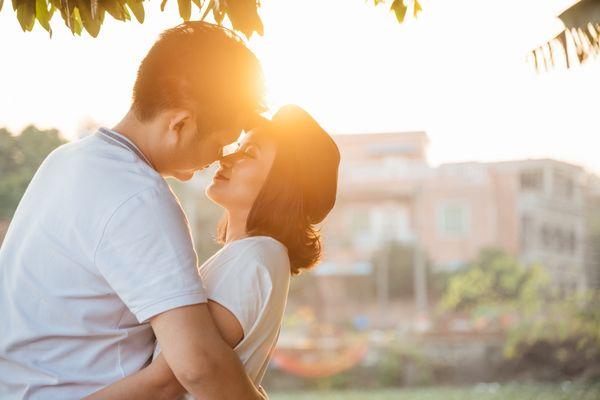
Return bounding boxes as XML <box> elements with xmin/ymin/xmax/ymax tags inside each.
<box><xmin>270</xmin><ymin>383</ymin><xmax>600</xmax><ymax>400</ymax></box>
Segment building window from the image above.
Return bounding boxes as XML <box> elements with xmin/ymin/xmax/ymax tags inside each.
<box><xmin>348</xmin><ymin>209</ymin><xmax>375</xmax><ymax>250</ymax></box>
<box><xmin>540</xmin><ymin>225</ymin><xmax>577</xmax><ymax>255</ymax></box>
<box><xmin>541</xmin><ymin>225</ymin><xmax>552</xmax><ymax>248</ymax></box>
<box><xmin>438</xmin><ymin>202</ymin><xmax>470</xmax><ymax>238</ymax></box>
<box><xmin>520</xmin><ymin>170</ymin><xmax>543</xmax><ymax>192</ymax></box>
<box><xmin>554</xmin><ymin>171</ymin><xmax>575</xmax><ymax>199</ymax></box>
<box><xmin>567</xmin><ymin>231</ymin><xmax>576</xmax><ymax>254</ymax></box>
<box><xmin>520</xmin><ymin>215</ymin><xmax>533</xmax><ymax>251</ymax></box>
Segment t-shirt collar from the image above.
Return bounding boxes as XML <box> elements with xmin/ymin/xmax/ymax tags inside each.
<box><xmin>96</xmin><ymin>127</ymin><xmax>155</xmax><ymax>170</ymax></box>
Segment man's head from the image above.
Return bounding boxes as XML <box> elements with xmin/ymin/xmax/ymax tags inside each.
<box><xmin>130</xmin><ymin>21</ymin><xmax>265</xmax><ymax>180</ymax></box>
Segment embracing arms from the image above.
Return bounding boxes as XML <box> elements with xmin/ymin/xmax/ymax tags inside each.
<box><xmin>87</xmin><ymin>186</ymin><xmax>261</xmax><ymax>399</ymax></box>
<box><xmin>84</xmin><ymin>301</ymin><xmax>255</xmax><ymax>400</ymax></box>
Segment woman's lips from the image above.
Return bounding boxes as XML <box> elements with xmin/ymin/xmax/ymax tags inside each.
<box><xmin>214</xmin><ymin>170</ymin><xmax>230</xmax><ymax>181</ymax></box>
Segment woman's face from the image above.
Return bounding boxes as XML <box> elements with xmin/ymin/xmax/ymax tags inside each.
<box><xmin>206</xmin><ymin>130</ymin><xmax>277</xmax><ymax>214</ymax></box>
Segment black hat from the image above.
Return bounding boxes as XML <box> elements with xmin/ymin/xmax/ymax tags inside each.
<box><xmin>269</xmin><ymin>105</ymin><xmax>340</xmax><ymax>224</ymax></box>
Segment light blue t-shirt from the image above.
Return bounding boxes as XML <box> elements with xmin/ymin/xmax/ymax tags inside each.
<box><xmin>0</xmin><ymin>128</ymin><xmax>207</xmax><ymax>399</ymax></box>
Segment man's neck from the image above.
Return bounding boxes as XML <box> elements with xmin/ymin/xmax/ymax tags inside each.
<box><xmin>111</xmin><ymin>110</ymin><xmax>159</xmax><ymax>172</ymax></box>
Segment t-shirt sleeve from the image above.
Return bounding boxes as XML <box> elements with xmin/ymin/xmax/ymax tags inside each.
<box><xmin>94</xmin><ymin>186</ymin><xmax>207</xmax><ymax>323</ymax></box>
<box><xmin>203</xmin><ymin>240</ymin><xmax>290</xmax><ymax>337</ymax></box>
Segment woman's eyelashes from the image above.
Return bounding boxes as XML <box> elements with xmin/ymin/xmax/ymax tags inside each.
<box><xmin>241</xmin><ymin>145</ymin><xmax>257</xmax><ymax>159</ymax></box>
<box><xmin>221</xmin><ymin>144</ymin><xmax>257</xmax><ymax>164</ymax></box>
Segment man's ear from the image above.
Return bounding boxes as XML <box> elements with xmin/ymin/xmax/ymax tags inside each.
<box><xmin>166</xmin><ymin>109</ymin><xmax>193</xmax><ymax>143</ymax></box>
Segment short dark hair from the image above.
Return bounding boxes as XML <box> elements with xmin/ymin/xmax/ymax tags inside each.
<box><xmin>218</xmin><ymin>106</ymin><xmax>340</xmax><ymax>275</ymax></box>
<box><xmin>132</xmin><ymin>21</ymin><xmax>265</xmax><ymax>136</ymax></box>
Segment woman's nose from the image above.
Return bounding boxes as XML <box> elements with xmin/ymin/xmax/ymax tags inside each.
<box><xmin>219</xmin><ymin>151</ymin><xmax>243</xmax><ymax>168</ymax></box>
<box><xmin>219</xmin><ymin>154</ymin><xmax>232</xmax><ymax>169</ymax></box>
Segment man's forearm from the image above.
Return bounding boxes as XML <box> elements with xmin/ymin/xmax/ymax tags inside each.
<box><xmin>172</xmin><ymin>344</ymin><xmax>264</xmax><ymax>400</ymax></box>
<box><xmin>83</xmin><ymin>357</ymin><xmax>185</xmax><ymax>400</ymax></box>
<box><xmin>152</xmin><ymin>304</ymin><xmax>265</xmax><ymax>400</ymax></box>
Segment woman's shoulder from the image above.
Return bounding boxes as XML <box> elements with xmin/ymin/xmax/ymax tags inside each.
<box><xmin>224</xmin><ymin>236</ymin><xmax>286</xmax><ymax>258</ymax></box>
<box><xmin>231</xmin><ymin>236</ymin><xmax>289</xmax><ymax>274</ymax></box>
<box><xmin>202</xmin><ymin>236</ymin><xmax>290</xmax><ymax>277</ymax></box>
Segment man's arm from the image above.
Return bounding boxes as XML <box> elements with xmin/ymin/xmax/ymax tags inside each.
<box><xmin>83</xmin><ymin>353</ymin><xmax>182</xmax><ymax>400</ymax></box>
<box><xmin>84</xmin><ymin>303</ymin><xmax>262</xmax><ymax>400</ymax></box>
<box><xmin>151</xmin><ymin>303</ymin><xmax>258</xmax><ymax>399</ymax></box>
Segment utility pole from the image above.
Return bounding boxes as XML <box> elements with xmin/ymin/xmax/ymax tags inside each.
<box><xmin>413</xmin><ymin>186</ymin><xmax>428</xmax><ymax>321</ymax></box>
<box><xmin>377</xmin><ymin>240</ymin><xmax>390</xmax><ymax>327</ymax></box>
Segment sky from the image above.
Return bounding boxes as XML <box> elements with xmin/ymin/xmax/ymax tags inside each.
<box><xmin>0</xmin><ymin>0</ymin><xmax>598</xmax><ymax>172</ymax></box>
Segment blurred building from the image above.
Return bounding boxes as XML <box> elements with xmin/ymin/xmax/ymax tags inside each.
<box><xmin>320</xmin><ymin>132</ymin><xmax>430</xmax><ymax>275</ymax></box>
<box><xmin>585</xmin><ymin>174</ymin><xmax>600</xmax><ymax>290</ymax></box>
<box><xmin>166</xmin><ymin>131</ymin><xmax>598</xmax><ymax>332</ymax></box>
<box><xmin>324</xmin><ymin>132</ymin><xmax>594</xmax><ymax>295</ymax></box>
<box><xmin>492</xmin><ymin>159</ymin><xmax>587</xmax><ymax>294</ymax></box>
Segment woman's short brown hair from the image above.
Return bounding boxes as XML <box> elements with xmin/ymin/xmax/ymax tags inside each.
<box><xmin>218</xmin><ymin>105</ymin><xmax>340</xmax><ymax>275</ymax></box>
<box><xmin>132</xmin><ymin>21</ymin><xmax>265</xmax><ymax>137</ymax></box>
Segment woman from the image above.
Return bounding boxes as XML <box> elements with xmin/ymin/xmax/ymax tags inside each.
<box><xmin>85</xmin><ymin>105</ymin><xmax>340</xmax><ymax>399</ymax></box>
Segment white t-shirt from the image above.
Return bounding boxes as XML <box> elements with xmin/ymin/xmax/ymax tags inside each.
<box><xmin>0</xmin><ymin>128</ymin><xmax>207</xmax><ymax>399</ymax></box>
<box><xmin>199</xmin><ymin>236</ymin><xmax>291</xmax><ymax>385</ymax></box>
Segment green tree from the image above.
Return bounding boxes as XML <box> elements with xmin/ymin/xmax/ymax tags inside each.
<box><xmin>3</xmin><ymin>0</ymin><xmax>264</xmax><ymax>38</ymax></box>
<box><xmin>440</xmin><ymin>248</ymin><xmax>549</xmax><ymax>314</ymax></box>
<box><xmin>2</xmin><ymin>0</ymin><xmax>422</xmax><ymax>39</ymax></box>
<box><xmin>373</xmin><ymin>0</ymin><xmax>422</xmax><ymax>24</ymax></box>
<box><xmin>439</xmin><ymin>248</ymin><xmax>600</xmax><ymax>375</ymax></box>
<box><xmin>504</xmin><ymin>290</ymin><xmax>600</xmax><ymax>360</ymax></box>
<box><xmin>532</xmin><ymin>0</ymin><xmax>600</xmax><ymax>70</ymax></box>
<box><xmin>0</xmin><ymin>125</ymin><xmax>66</xmax><ymax>220</ymax></box>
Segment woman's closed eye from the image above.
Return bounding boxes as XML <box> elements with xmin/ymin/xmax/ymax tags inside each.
<box><xmin>241</xmin><ymin>145</ymin><xmax>258</xmax><ymax>159</ymax></box>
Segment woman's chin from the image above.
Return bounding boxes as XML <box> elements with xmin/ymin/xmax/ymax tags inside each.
<box><xmin>205</xmin><ymin>184</ymin><xmax>225</xmax><ymax>206</ymax></box>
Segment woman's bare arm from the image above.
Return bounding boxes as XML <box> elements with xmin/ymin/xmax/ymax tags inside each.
<box><xmin>83</xmin><ymin>300</ymin><xmax>245</xmax><ymax>400</ymax></box>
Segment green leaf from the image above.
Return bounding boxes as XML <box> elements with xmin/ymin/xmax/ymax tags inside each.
<box><xmin>177</xmin><ymin>0</ymin><xmax>190</xmax><ymax>20</ymax></box>
<box><xmin>90</xmin><ymin>0</ymin><xmax>98</xmax><ymax>19</ymax></box>
<box><xmin>103</xmin><ymin>0</ymin><xmax>130</xmax><ymax>21</ymax></box>
<box><xmin>101</xmin><ymin>0</ymin><xmax>118</xmax><ymax>20</ymax></box>
<box><xmin>57</xmin><ymin>1</ymin><xmax>71</xmax><ymax>32</ymax></box>
<box><xmin>76</xmin><ymin>0</ymin><xmax>101</xmax><ymax>36</ymax></box>
<box><xmin>212</xmin><ymin>1</ymin><xmax>223</xmax><ymax>24</ymax></box>
<box><xmin>59</xmin><ymin>0</ymin><xmax>83</xmax><ymax>35</ymax></box>
<box><xmin>16</xmin><ymin>0</ymin><xmax>36</xmax><ymax>31</ymax></box>
<box><xmin>35</xmin><ymin>0</ymin><xmax>51</xmax><ymax>32</ymax></box>
<box><xmin>390</xmin><ymin>0</ymin><xmax>407</xmax><ymax>23</ymax></box>
<box><xmin>125</xmin><ymin>0</ymin><xmax>144</xmax><ymax>23</ymax></box>
<box><xmin>48</xmin><ymin>2</ymin><xmax>56</xmax><ymax>19</ymax></box>
<box><xmin>223</xmin><ymin>0</ymin><xmax>263</xmax><ymax>38</ymax></box>
<box><xmin>71</xmin><ymin>6</ymin><xmax>83</xmax><ymax>34</ymax></box>
<box><xmin>413</xmin><ymin>0</ymin><xmax>422</xmax><ymax>17</ymax></box>
<box><xmin>200</xmin><ymin>0</ymin><xmax>212</xmax><ymax>20</ymax></box>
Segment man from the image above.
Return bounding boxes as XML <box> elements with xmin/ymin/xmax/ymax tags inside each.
<box><xmin>0</xmin><ymin>21</ymin><xmax>266</xmax><ymax>399</ymax></box>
